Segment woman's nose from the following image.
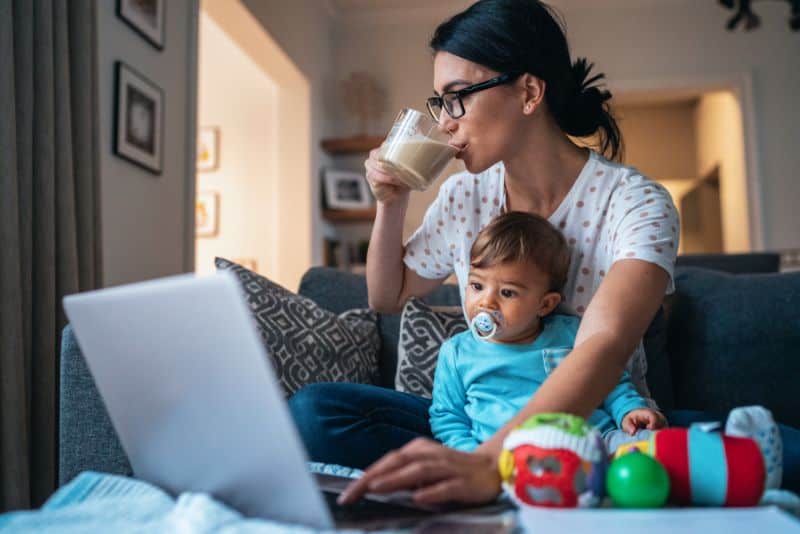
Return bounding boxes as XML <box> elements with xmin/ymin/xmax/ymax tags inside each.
<box><xmin>437</xmin><ymin>112</ymin><xmax>458</xmax><ymax>135</ymax></box>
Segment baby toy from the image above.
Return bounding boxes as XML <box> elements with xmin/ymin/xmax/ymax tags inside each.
<box><xmin>606</xmin><ymin>450</ymin><xmax>670</xmax><ymax>508</ymax></box>
<box><xmin>499</xmin><ymin>407</ymin><xmax>780</xmax><ymax>510</ymax></box>
<box><xmin>612</xmin><ymin>424</ymin><xmax>766</xmax><ymax>507</ymax></box>
<box><xmin>498</xmin><ymin>413</ymin><xmax>608</xmax><ymax>508</ymax></box>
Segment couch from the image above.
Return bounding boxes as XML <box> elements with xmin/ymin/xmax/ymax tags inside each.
<box><xmin>58</xmin><ymin>261</ymin><xmax>800</xmax><ymax>488</ymax></box>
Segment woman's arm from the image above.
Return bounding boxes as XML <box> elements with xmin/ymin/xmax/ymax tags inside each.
<box><xmin>365</xmin><ymin>200</ymin><xmax>447</xmax><ymax>313</ymax></box>
<box><xmin>364</xmin><ymin>149</ymin><xmax>448</xmax><ymax>313</ymax></box>
<box><xmin>340</xmin><ymin>258</ymin><xmax>670</xmax><ymax>505</ymax></box>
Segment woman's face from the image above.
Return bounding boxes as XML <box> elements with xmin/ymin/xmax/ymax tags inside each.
<box><xmin>432</xmin><ymin>52</ymin><xmax>527</xmax><ymax>173</ymax></box>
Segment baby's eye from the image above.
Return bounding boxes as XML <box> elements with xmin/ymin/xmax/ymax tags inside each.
<box><xmin>500</xmin><ymin>289</ymin><xmax>516</xmax><ymax>298</ymax></box>
<box><xmin>470</xmin><ymin>282</ymin><xmax>482</xmax><ymax>291</ymax></box>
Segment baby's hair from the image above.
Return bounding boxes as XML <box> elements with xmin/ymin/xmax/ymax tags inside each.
<box><xmin>470</xmin><ymin>211</ymin><xmax>570</xmax><ymax>292</ymax></box>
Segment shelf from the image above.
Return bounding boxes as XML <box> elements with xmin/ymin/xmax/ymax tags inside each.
<box><xmin>321</xmin><ymin>135</ymin><xmax>384</xmax><ymax>155</ymax></box>
<box><xmin>322</xmin><ymin>208</ymin><xmax>376</xmax><ymax>222</ymax></box>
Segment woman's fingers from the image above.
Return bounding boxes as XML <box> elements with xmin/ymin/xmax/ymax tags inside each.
<box><xmin>339</xmin><ymin>439</ymin><xmax>501</xmax><ymax>506</ymax></box>
<box><xmin>368</xmin><ymin>458</ymin><xmax>449</xmax><ymax>493</ymax></box>
<box><xmin>337</xmin><ymin>449</ymin><xmax>409</xmax><ymax>504</ymax></box>
<box><xmin>338</xmin><ymin>439</ymin><xmax>446</xmax><ymax>504</ymax></box>
<box><xmin>412</xmin><ymin>478</ymin><xmax>462</xmax><ymax>504</ymax></box>
<box><xmin>364</xmin><ymin>160</ymin><xmax>401</xmax><ymax>185</ymax></box>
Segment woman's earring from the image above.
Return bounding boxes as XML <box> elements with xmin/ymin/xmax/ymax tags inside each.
<box><xmin>525</xmin><ymin>104</ymin><xmax>534</xmax><ymax>113</ymax></box>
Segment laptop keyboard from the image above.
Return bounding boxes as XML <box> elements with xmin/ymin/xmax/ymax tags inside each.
<box><xmin>323</xmin><ymin>490</ymin><xmax>435</xmax><ymax>530</ymax></box>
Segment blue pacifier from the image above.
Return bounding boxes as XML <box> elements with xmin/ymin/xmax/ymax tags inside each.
<box><xmin>470</xmin><ymin>310</ymin><xmax>504</xmax><ymax>341</ymax></box>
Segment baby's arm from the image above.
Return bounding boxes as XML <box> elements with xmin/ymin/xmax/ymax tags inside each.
<box><xmin>602</xmin><ymin>369</ymin><xmax>654</xmax><ymax>430</ymax></box>
<box><xmin>429</xmin><ymin>342</ymin><xmax>481</xmax><ymax>452</ymax></box>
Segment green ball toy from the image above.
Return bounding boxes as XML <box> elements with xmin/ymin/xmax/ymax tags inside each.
<box><xmin>606</xmin><ymin>450</ymin><xmax>670</xmax><ymax>508</ymax></box>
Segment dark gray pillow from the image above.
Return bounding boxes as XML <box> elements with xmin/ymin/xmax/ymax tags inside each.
<box><xmin>667</xmin><ymin>267</ymin><xmax>800</xmax><ymax>428</ymax></box>
<box><xmin>215</xmin><ymin>257</ymin><xmax>381</xmax><ymax>396</ymax></box>
<box><xmin>396</xmin><ymin>298</ymin><xmax>468</xmax><ymax>397</ymax></box>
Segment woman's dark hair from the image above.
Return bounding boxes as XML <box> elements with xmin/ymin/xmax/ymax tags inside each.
<box><xmin>430</xmin><ymin>0</ymin><xmax>623</xmax><ymax>161</ymax></box>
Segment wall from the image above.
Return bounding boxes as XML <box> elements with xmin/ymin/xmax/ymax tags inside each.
<box><xmin>331</xmin><ymin>0</ymin><xmax>800</xmax><ymax>251</ymax></box>
<box><xmin>240</xmin><ymin>0</ymin><xmax>335</xmax><ymax>268</ymax></box>
<box><xmin>615</xmin><ymin>100</ymin><xmax>697</xmax><ymax>181</ymax></box>
<box><xmin>695</xmin><ymin>91</ymin><xmax>750</xmax><ymax>252</ymax></box>
<box><xmin>195</xmin><ymin>13</ymin><xmax>277</xmax><ymax>277</ymax></box>
<box><xmin>96</xmin><ymin>0</ymin><xmax>198</xmax><ymax>287</ymax></box>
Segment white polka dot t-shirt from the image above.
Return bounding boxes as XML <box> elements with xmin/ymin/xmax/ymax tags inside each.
<box><xmin>403</xmin><ymin>150</ymin><xmax>679</xmax><ymax>406</ymax></box>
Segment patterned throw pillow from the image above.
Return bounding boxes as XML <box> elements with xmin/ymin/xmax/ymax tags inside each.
<box><xmin>396</xmin><ymin>297</ymin><xmax>468</xmax><ymax>398</ymax></box>
<box><xmin>215</xmin><ymin>257</ymin><xmax>380</xmax><ymax>397</ymax></box>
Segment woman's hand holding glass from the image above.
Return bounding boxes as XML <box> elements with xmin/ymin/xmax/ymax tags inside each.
<box><xmin>364</xmin><ymin>148</ymin><xmax>412</xmax><ymax>205</ymax></box>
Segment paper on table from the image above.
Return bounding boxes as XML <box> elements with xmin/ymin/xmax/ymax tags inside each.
<box><xmin>519</xmin><ymin>505</ymin><xmax>800</xmax><ymax>533</ymax></box>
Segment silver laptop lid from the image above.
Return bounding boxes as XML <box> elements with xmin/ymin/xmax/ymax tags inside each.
<box><xmin>63</xmin><ymin>272</ymin><xmax>334</xmax><ymax>530</ymax></box>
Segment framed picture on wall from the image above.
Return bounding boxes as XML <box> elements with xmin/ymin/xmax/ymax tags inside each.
<box><xmin>117</xmin><ymin>0</ymin><xmax>165</xmax><ymax>50</ymax></box>
<box><xmin>113</xmin><ymin>62</ymin><xmax>164</xmax><ymax>175</ymax></box>
<box><xmin>323</xmin><ymin>169</ymin><xmax>373</xmax><ymax>210</ymax></box>
<box><xmin>196</xmin><ymin>191</ymin><xmax>220</xmax><ymax>238</ymax></box>
<box><xmin>197</xmin><ymin>127</ymin><xmax>220</xmax><ymax>172</ymax></box>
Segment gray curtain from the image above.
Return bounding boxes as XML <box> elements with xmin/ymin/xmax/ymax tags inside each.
<box><xmin>0</xmin><ymin>0</ymin><xmax>102</xmax><ymax>511</ymax></box>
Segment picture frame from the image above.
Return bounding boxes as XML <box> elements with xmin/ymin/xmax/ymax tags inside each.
<box><xmin>113</xmin><ymin>62</ymin><xmax>164</xmax><ymax>175</ymax></box>
<box><xmin>196</xmin><ymin>191</ymin><xmax>220</xmax><ymax>238</ymax></box>
<box><xmin>117</xmin><ymin>0</ymin><xmax>165</xmax><ymax>50</ymax></box>
<box><xmin>197</xmin><ymin>127</ymin><xmax>220</xmax><ymax>172</ymax></box>
<box><xmin>323</xmin><ymin>169</ymin><xmax>373</xmax><ymax>209</ymax></box>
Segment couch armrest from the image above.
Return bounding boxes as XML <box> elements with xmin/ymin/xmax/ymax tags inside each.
<box><xmin>59</xmin><ymin>324</ymin><xmax>131</xmax><ymax>485</ymax></box>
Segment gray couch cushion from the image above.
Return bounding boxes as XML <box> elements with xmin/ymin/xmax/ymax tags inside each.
<box><xmin>59</xmin><ymin>324</ymin><xmax>131</xmax><ymax>485</ymax></box>
<box><xmin>216</xmin><ymin>258</ymin><xmax>381</xmax><ymax>396</ymax></box>
<box><xmin>667</xmin><ymin>267</ymin><xmax>800</xmax><ymax>427</ymax></box>
<box><xmin>643</xmin><ymin>306</ymin><xmax>674</xmax><ymax>411</ymax></box>
<box><xmin>298</xmin><ymin>267</ymin><xmax>461</xmax><ymax>388</ymax></box>
<box><xmin>396</xmin><ymin>298</ymin><xmax>468</xmax><ymax>397</ymax></box>
<box><xmin>675</xmin><ymin>253</ymin><xmax>780</xmax><ymax>274</ymax></box>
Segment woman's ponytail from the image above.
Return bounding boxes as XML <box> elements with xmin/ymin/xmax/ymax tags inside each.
<box><xmin>556</xmin><ymin>58</ymin><xmax>623</xmax><ymax>161</ymax></box>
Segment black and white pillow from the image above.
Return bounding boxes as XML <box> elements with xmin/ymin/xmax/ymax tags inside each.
<box><xmin>396</xmin><ymin>298</ymin><xmax>468</xmax><ymax>398</ymax></box>
<box><xmin>215</xmin><ymin>258</ymin><xmax>380</xmax><ymax>397</ymax></box>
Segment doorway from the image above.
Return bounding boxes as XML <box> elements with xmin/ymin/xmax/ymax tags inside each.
<box><xmin>614</xmin><ymin>86</ymin><xmax>754</xmax><ymax>254</ymax></box>
<box><xmin>195</xmin><ymin>0</ymin><xmax>311</xmax><ymax>290</ymax></box>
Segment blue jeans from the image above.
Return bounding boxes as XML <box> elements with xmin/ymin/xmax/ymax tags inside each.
<box><xmin>288</xmin><ymin>382</ymin><xmax>800</xmax><ymax>492</ymax></box>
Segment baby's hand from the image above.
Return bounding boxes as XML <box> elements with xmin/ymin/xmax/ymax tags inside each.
<box><xmin>621</xmin><ymin>408</ymin><xmax>667</xmax><ymax>435</ymax></box>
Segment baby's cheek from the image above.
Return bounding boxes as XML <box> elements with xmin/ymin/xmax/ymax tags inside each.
<box><xmin>463</xmin><ymin>297</ymin><xmax>477</xmax><ymax>321</ymax></box>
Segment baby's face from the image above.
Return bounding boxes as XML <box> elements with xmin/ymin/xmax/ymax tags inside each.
<box><xmin>465</xmin><ymin>259</ymin><xmax>559</xmax><ymax>344</ymax></box>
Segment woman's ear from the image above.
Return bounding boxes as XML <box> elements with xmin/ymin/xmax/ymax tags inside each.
<box><xmin>538</xmin><ymin>291</ymin><xmax>562</xmax><ymax>317</ymax></box>
<box><xmin>522</xmin><ymin>74</ymin><xmax>546</xmax><ymax>115</ymax></box>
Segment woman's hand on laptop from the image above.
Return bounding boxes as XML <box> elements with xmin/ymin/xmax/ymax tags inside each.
<box><xmin>337</xmin><ymin>437</ymin><xmax>501</xmax><ymax>505</ymax></box>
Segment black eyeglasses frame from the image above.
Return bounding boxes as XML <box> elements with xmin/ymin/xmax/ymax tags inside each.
<box><xmin>426</xmin><ymin>72</ymin><xmax>523</xmax><ymax>121</ymax></box>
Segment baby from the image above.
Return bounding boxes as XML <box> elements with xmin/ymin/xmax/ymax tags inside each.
<box><xmin>429</xmin><ymin>211</ymin><xmax>666</xmax><ymax>453</ymax></box>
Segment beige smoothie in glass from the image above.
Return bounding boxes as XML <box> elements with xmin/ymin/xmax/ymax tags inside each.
<box><xmin>375</xmin><ymin>109</ymin><xmax>458</xmax><ymax>199</ymax></box>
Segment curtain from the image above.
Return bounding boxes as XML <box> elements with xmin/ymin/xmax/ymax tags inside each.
<box><xmin>0</xmin><ymin>0</ymin><xmax>102</xmax><ymax>511</ymax></box>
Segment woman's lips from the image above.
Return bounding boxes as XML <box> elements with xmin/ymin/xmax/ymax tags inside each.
<box><xmin>451</xmin><ymin>143</ymin><xmax>468</xmax><ymax>158</ymax></box>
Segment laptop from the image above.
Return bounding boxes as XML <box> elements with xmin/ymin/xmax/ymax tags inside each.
<box><xmin>63</xmin><ymin>271</ymin><xmax>509</xmax><ymax>530</ymax></box>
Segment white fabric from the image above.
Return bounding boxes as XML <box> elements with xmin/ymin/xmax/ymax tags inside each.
<box><xmin>726</xmin><ymin>405</ymin><xmax>784</xmax><ymax>490</ymax></box>
<box><xmin>403</xmin><ymin>150</ymin><xmax>680</xmax><ymax>405</ymax></box>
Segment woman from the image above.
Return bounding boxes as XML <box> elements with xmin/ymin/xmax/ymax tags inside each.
<box><xmin>290</xmin><ymin>0</ymin><xmax>799</xmax><ymax>504</ymax></box>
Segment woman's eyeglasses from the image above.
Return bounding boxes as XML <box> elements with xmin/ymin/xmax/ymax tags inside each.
<box><xmin>426</xmin><ymin>72</ymin><xmax>522</xmax><ymax>122</ymax></box>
